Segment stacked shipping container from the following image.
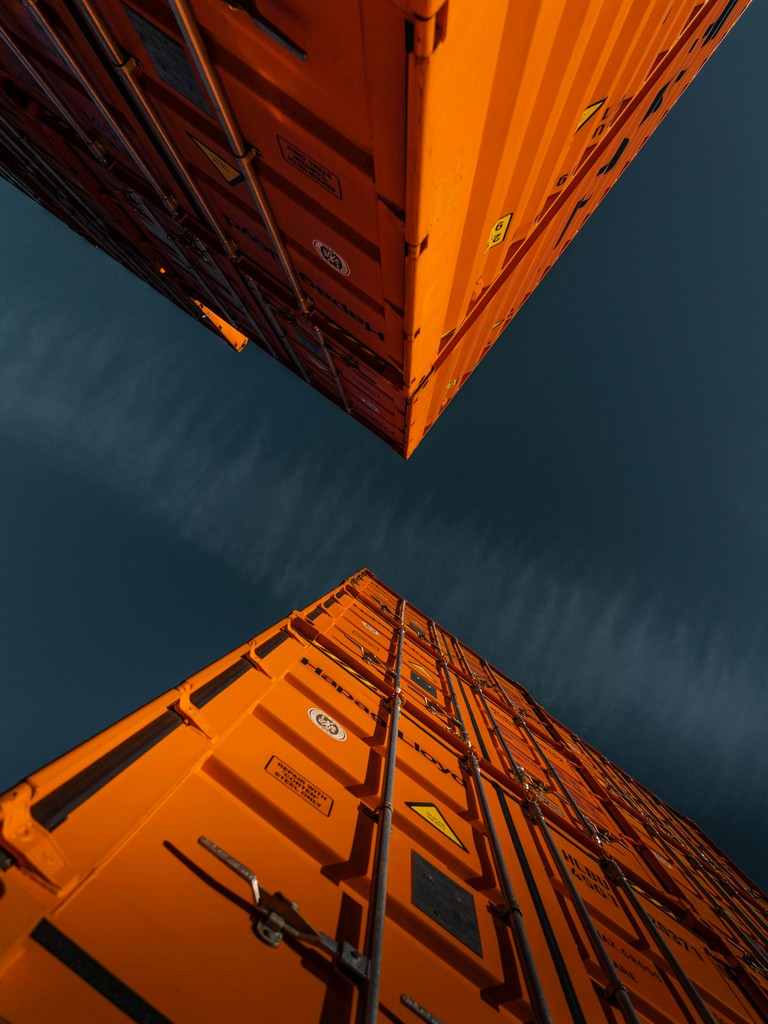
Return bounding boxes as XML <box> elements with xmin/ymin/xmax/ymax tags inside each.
<box><xmin>1</xmin><ymin>570</ymin><xmax>766</xmax><ymax>1022</ymax></box>
<box><xmin>0</xmin><ymin>0</ymin><xmax>752</xmax><ymax>454</ymax></box>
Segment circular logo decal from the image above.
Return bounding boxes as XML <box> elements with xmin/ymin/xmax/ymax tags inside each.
<box><xmin>308</xmin><ymin>707</ymin><xmax>347</xmax><ymax>741</ymax></box>
<box><xmin>313</xmin><ymin>239</ymin><xmax>350</xmax><ymax>276</ymax></box>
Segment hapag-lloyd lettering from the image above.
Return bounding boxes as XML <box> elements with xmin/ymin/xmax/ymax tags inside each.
<box><xmin>300</xmin><ymin>657</ymin><xmax>465</xmax><ymax>787</ymax></box>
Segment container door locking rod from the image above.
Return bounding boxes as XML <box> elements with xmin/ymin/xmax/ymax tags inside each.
<box><xmin>585</xmin><ymin>743</ymin><xmax>768</xmax><ymax>977</ymax></box>
<box><xmin>486</xmin><ymin>674</ymin><xmax>718</xmax><ymax>1024</ymax></box>
<box><xmin>24</xmin><ymin>1</ymin><xmax>174</xmax><ymax>212</ymax></box>
<box><xmin>71</xmin><ymin>0</ymin><xmax>274</xmax><ymax>342</ymax></box>
<box><xmin>479</xmin><ymin>661</ymin><xmax>641</xmax><ymax>1024</ymax></box>
<box><xmin>360</xmin><ymin>598</ymin><xmax>406</xmax><ymax>1024</ymax></box>
<box><xmin>0</xmin><ymin>21</ymin><xmax>105</xmax><ymax>163</ymax></box>
<box><xmin>429</xmin><ymin>625</ymin><xmax>554</xmax><ymax>1024</ymax></box>
<box><xmin>21</xmin><ymin>1</ymin><xmax>246</xmax><ymax>332</ymax></box>
<box><xmin>584</xmin><ymin>743</ymin><xmax>768</xmax><ymax>954</ymax></box>
<box><xmin>167</xmin><ymin>0</ymin><xmax>351</xmax><ymax>414</ymax></box>
<box><xmin>198</xmin><ymin>837</ymin><xmax>369</xmax><ymax>979</ymax></box>
<box><xmin>609</xmin><ymin>745</ymin><xmax>768</xmax><ymax>969</ymax></box>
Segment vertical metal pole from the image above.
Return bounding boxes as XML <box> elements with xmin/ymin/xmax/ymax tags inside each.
<box><xmin>20</xmin><ymin>0</ymin><xmax>260</xmax><ymax>333</ymax></box>
<box><xmin>166</xmin><ymin>0</ymin><xmax>351</xmax><ymax>413</ymax></box>
<box><xmin>361</xmin><ymin>599</ymin><xmax>406</xmax><ymax>1024</ymax></box>
<box><xmin>0</xmin><ymin>21</ymin><xmax>106</xmax><ymax>162</ymax></box>
<box><xmin>579</xmin><ymin>741</ymin><xmax>768</xmax><ymax>966</ymax></box>
<box><xmin>484</xmin><ymin>675</ymin><xmax>718</xmax><ymax>1024</ymax></box>
<box><xmin>241</xmin><ymin>276</ymin><xmax>308</xmax><ymax>374</ymax></box>
<box><xmin>430</xmin><ymin>626</ymin><xmax>555</xmax><ymax>1024</ymax></box>
<box><xmin>476</xmin><ymin>667</ymin><xmax>641</xmax><ymax>1024</ymax></box>
<box><xmin>514</xmin><ymin>709</ymin><xmax>598</xmax><ymax>841</ymax></box>
<box><xmin>602</xmin><ymin>860</ymin><xmax>718</xmax><ymax>1024</ymax></box>
<box><xmin>166</xmin><ymin>0</ymin><xmax>308</xmax><ymax>312</ymax></box>
<box><xmin>704</xmin><ymin>873</ymin><xmax>768</xmax><ymax>964</ymax></box>
<box><xmin>23</xmin><ymin>0</ymin><xmax>176</xmax><ymax>211</ymax></box>
<box><xmin>70</xmin><ymin>0</ymin><xmax>276</xmax><ymax>339</ymax></box>
<box><xmin>616</xmin><ymin>764</ymin><xmax>768</xmax><ymax>969</ymax></box>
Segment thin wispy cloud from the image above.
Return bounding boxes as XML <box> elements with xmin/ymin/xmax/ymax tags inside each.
<box><xmin>1</xmin><ymin>251</ymin><xmax>764</xmax><ymax>868</ymax></box>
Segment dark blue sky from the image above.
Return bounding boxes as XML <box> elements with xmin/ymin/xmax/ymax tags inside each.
<box><xmin>1</xmin><ymin>6</ymin><xmax>766</xmax><ymax>890</ymax></box>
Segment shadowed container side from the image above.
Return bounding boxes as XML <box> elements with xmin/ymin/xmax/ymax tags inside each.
<box><xmin>0</xmin><ymin>0</ymin><xmax>753</xmax><ymax>454</ymax></box>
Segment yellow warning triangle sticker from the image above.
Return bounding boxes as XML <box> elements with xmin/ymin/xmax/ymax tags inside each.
<box><xmin>576</xmin><ymin>98</ymin><xmax>605</xmax><ymax>132</ymax></box>
<box><xmin>406</xmin><ymin>802</ymin><xmax>467</xmax><ymax>851</ymax></box>
<box><xmin>188</xmin><ymin>134</ymin><xmax>244</xmax><ymax>185</ymax></box>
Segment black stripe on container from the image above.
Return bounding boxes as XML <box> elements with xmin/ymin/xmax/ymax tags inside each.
<box><xmin>253</xmin><ymin>629</ymin><xmax>290</xmax><ymax>659</ymax></box>
<box><xmin>307</xmin><ymin>606</ymin><xmax>325</xmax><ymax>621</ymax></box>
<box><xmin>190</xmin><ymin>658</ymin><xmax>251</xmax><ymax>709</ymax></box>
<box><xmin>31</xmin><ymin>919</ymin><xmax>173</xmax><ymax>1024</ymax></box>
<box><xmin>31</xmin><ymin>711</ymin><xmax>181</xmax><ymax>831</ymax></box>
<box><xmin>323</xmin><ymin>597</ymin><xmax>338</xmax><ymax>608</ymax></box>
<box><xmin>0</xmin><ymin>846</ymin><xmax>15</xmax><ymax>870</ymax></box>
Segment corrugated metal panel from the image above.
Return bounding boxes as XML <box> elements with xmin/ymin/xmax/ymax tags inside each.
<box><xmin>0</xmin><ymin>0</ymin><xmax>753</xmax><ymax>455</ymax></box>
<box><xmin>2</xmin><ymin>569</ymin><xmax>766</xmax><ymax>1022</ymax></box>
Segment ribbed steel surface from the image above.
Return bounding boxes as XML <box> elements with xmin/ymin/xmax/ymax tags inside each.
<box><xmin>0</xmin><ymin>0</ymin><xmax>752</xmax><ymax>454</ymax></box>
<box><xmin>1</xmin><ymin>569</ymin><xmax>766</xmax><ymax>1022</ymax></box>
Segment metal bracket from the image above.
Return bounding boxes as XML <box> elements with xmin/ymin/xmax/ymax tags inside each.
<box><xmin>172</xmin><ymin>688</ymin><xmax>215</xmax><ymax>740</ymax></box>
<box><xmin>598</xmin><ymin>978</ymin><xmax>629</xmax><ymax>1005</ymax></box>
<box><xmin>0</xmin><ymin>783</ymin><xmax>73</xmax><ymax>890</ymax></box>
<box><xmin>116</xmin><ymin>54</ymin><xmax>142</xmax><ymax>76</ymax></box>
<box><xmin>198</xmin><ymin>837</ymin><xmax>369</xmax><ymax>979</ymax></box>
<box><xmin>601</xmin><ymin>856</ymin><xmax>624</xmax><ymax>883</ymax></box>
<box><xmin>521</xmin><ymin>800</ymin><xmax>539</xmax><ymax>823</ymax></box>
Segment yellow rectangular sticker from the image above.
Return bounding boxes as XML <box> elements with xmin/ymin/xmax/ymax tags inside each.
<box><xmin>486</xmin><ymin>213</ymin><xmax>512</xmax><ymax>251</ymax></box>
<box><xmin>576</xmin><ymin>98</ymin><xmax>605</xmax><ymax>132</ymax></box>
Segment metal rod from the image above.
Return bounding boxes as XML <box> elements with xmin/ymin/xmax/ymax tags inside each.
<box><xmin>430</xmin><ymin>625</ymin><xmax>555</xmax><ymax>1024</ymax></box>
<box><xmin>0</xmin><ymin>124</ymin><xmax>183</xmax><ymax>311</ymax></box>
<box><xmin>10</xmin><ymin>5</ymin><xmax>252</xmax><ymax>330</ymax></box>
<box><xmin>72</xmin><ymin>0</ymin><xmax>249</xmax><ymax>240</ymax></box>
<box><xmin>15</xmin><ymin>3</ymin><xmax>247</xmax><ymax>322</ymax></box>
<box><xmin>491</xmin><ymin>686</ymin><xmax>717</xmax><ymax>1024</ymax></box>
<box><xmin>516</xmin><ymin>709</ymin><xmax>598</xmax><ymax>841</ymax></box>
<box><xmin>704</xmin><ymin>872</ymin><xmax>768</xmax><ymax>964</ymax></box>
<box><xmin>624</xmin><ymin>775</ymin><xmax>766</xmax><ymax>960</ymax></box>
<box><xmin>580</xmin><ymin>740</ymin><xmax>768</xmax><ymax>966</ymax></box>
<box><xmin>603</xmin><ymin>860</ymin><xmax>718</xmax><ymax>1024</ymax></box>
<box><xmin>311</xmin><ymin>324</ymin><xmax>351</xmax><ymax>413</ymax></box>
<box><xmin>166</xmin><ymin>0</ymin><xmax>351</xmax><ymax>413</ymax></box>
<box><xmin>0</xmin><ymin>115</ymin><xmax>167</xmax><ymax>302</ymax></box>
<box><xmin>617</xmin><ymin>762</ymin><xmax>768</xmax><ymax>968</ymax></box>
<box><xmin>242</xmin><ymin>277</ymin><xmax>309</xmax><ymax>376</ymax></box>
<box><xmin>73</xmin><ymin>0</ymin><xmax>334</xmax><ymax>374</ymax></box>
<box><xmin>167</xmin><ymin>0</ymin><xmax>308</xmax><ymax>312</ymax></box>
<box><xmin>361</xmin><ymin>599</ymin><xmax>406</xmax><ymax>1024</ymax></box>
<box><xmin>24</xmin><ymin>0</ymin><xmax>176</xmax><ymax>210</ymax></box>
<box><xmin>0</xmin><ymin>20</ymin><xmax>105</xmax><ymax>162</ymax></box>
<box><xmin>477</xmin><ymin>665</ymin><xmax>640</xmax><ymax>1024</ymax></box>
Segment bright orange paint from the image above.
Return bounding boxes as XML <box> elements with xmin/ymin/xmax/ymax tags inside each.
<box><xmin>1</xmin><ymin>570</ymin><xmax>766</xmax><ymax>1022</ymax></box>
<box><xmin>0</xmin><ymin>0</ymin><xmax>753</xmax><ymax>455</ymax></box>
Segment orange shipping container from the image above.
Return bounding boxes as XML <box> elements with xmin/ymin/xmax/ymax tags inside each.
<box><xmin>0</xmin><ymin>0</ymin><xmax>754</xmax><ymax>455</ymax></box>
<box><xmin>1</xmin><ymin>569</ymin><xmax>766</xmax><ymax>1023</ymax></box>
